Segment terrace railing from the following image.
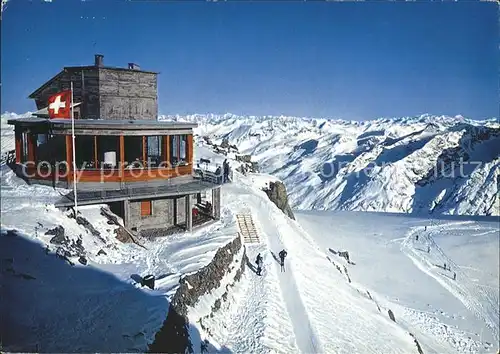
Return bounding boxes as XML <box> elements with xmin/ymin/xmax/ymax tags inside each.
<box><xmin>193</xmin><ymin>158</ymin><xmax>233</xmax><ymax>185</ymax></box>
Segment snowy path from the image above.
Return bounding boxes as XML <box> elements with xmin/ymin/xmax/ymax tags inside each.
<box><xmin>401</xmin><ymin>222</ymin><xmax>500</xmax><ymax>343</ymax></box>
<box><xmin>225</xmin><ymin>180</ymin><xmax>416</xmax><ymax>353</ymax></box>
<box><xmin>253</xmin><ymin>203</ymin><xmax>322</xmax><ymax>354</ymax></box>
<box><xmin>212</xmin><ymin>241</ymin><xmax>299</xmax><ymax>353</ymax></box>
<box><xmin>227</xmin><ymin>186</ymin><xmax>321</xmax><ymax>353</ymax></box>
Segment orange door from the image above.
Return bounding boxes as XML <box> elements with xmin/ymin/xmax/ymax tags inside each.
<box><xmin>141</xmin><ymin>200</ymin><xmax>152</xmax><ymax>216</ymax></box>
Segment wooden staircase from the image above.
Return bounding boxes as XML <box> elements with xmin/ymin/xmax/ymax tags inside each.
<box><xmin>236</xmin><ymin>213</ymin><xmax>260</xmax><ymax>244</ymax></box>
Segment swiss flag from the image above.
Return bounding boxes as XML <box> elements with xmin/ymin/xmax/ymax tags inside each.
<box><xmin>48</xmin><ymin>90</ymin><xmax>72</xmax><ymax>119</ymax></box>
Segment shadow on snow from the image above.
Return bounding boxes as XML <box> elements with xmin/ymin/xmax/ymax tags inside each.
<box><xmin>0</xmin><ymin>229</ymin><xmax>232</xmax><ymax>353</ymax></box>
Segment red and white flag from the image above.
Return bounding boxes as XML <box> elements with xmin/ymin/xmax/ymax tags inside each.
<box><xmin>48</xmin><ymin>90</ymin><xmax>72</xmax><ymax>119</ymax></box>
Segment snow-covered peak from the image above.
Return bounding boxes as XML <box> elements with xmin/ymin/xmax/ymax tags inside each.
<box><xmin>186</xmin><ymin>113</ymin><xmax>499</xmax><ymax>216</ymax></box>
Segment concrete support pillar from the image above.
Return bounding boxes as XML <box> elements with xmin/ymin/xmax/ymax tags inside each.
<box><xmin>123</xmin><ymin>199</ymin><xmax>130</xmax><ymax>228</ymax></box>
<box><xmin>212</xmin><ymin>187</ymin><xmax>221</xmax><ymax>220</ymax></box>
<box><xmin>173</xmin><ymin>198</ymin><xmax>178</xmax><ymax>226</ymax></box>
<box><xmin>185</xmin><ymin>195</ymin><xmax>192</xmax><ymax>232</ymax></box>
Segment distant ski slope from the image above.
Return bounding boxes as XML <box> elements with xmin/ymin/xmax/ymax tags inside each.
<box><xmin>296</xmin><ymin>210</ymin><xmax>499</xmax><ymax>353</ymax></box>
<box><xmin>164</xmin><ymin>113</ymin><xmax>499</xmax><ymax>216</ymax></box>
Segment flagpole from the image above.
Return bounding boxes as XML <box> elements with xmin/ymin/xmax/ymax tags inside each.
<box><xmin>70</xmin><ymin>81</ymin><xmax>78</xmax><ymax>218</ymax></box>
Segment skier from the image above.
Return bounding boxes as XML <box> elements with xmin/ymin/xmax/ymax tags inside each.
<box><xmin>255</xmin><ymin>253</ymin><xmax>263</xmax><ymax>276</ymax></box>
<box><xmin>424</xmin><ymin>226</ymin><xmax>427</xmax><ymax>231</ymax></box>
<box><xmin>278</xmin><ymin>249</ymin><xmax>288</xmax><ymax>272</ymax></box>
<box><xmin>453</xmin><ymin>272</ymin><xmax>456</xmax><ymax>280</ymax></box>
<box><xmin>427</xmin><ymin>246</ymin><xmax>430</xmax><ymax>253</ymax></box>
<box><xmin>444</xmin><ymin>262</ymin><xmax>447</xmax><ymax>270</ymax></box>
<box><xmin>416</xmin><ymin>234</ymin><xmax>419</xmax><ymax>241</ymax></box>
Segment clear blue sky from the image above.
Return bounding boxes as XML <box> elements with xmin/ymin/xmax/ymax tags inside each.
<box><xmin>1</xmin><ymin>0</ymin><xmax>498</xmax><ymax>120</ymax></box>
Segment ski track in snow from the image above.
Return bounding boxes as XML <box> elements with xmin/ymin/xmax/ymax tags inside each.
<box><xmin>226</xmin><ymin>185</ymin><xmax>321</xmax><ymax>354</ymax></box>
<box><xmin>226</xmin><ymin>180</ymin><xmax>416</xmax><ymax>354</ymax></box>
<box><xmin>401</xmin><ymin>222</ymin><xmax>500</xmax><ymax>344</ymax></box>
<box><xmin>205</xmin><ymin>241</ymin><xmax>298</xmax><ymax>353</ymax></box>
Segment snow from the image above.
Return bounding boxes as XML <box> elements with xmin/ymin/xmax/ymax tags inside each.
<box><xmin>211</xmin><ymin>176</ymin><xmax>419</xmax><ymax>354</ymax></box>
<box><xmin>163</xmin><ymin>113</ymin><xmax>500</xmax><ymax>216</ymax></box>
<box><xmin>0</xmin><ymin>162</ymin><xmax>241</xmax><ymax>352</ymax></box>
<box><xmin>3</xmin><ymin>112</ymin><xmax>498</xmax><ymax>215</ymax></box>
<box><xmin>296</xmin><ymin>211</ymin><xmax>499</xmax><ymax>353</ymax></box>
<box><xmin>1</xmin><ymin>111</ymin><xmax>499</xmax><ymax>353</ymax></box>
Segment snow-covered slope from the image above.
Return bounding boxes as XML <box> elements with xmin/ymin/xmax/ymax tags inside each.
<box><xmin>1</xmin><ymin>140</ymin><xmax>498</xmax><ymax>353</ymax></box>
<box><xmin>161</xmin><ymin>113</ymin><xmax>500</xmax><ymax>216</ymax></box>
<box><xmin>297</xmin><ymin>211</ymin><xmax>499</xmax><ymax>353</ymax></box>
<box><xmin>0</xmin><ymin>163</ymin><xmax>416</xmax><ymax>353</ymax></box>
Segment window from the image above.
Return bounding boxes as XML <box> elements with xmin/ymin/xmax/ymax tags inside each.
<box><xmin>170</xmin><ymin>135</ymin><xmax>179</xmax><ymax>165</ymax></box>
<box><xmin>124</xmin><ymin>136</ymin><xmax>143</xmax><ymax>168</ymax></box>
<box><xmin>96</xmin><ymin>136</ymin><xmax>120</xmax><ymax>169</ymax></box>
<box><xmin>141</xmin><ymin>200</ymin><xmax>152</xmax><ymax>216</ymax></box>
<box><xmin>35</xmin><ymin>134</ymin><xmax>50</xmax><ymax>164</ymax></box>
<box><xmin>146</xmin><ymin>136</ymin><xmax>161</xmax><ymax>167</ymax></box>
<box><xmin>74</xmin><ymin>135</ymin><xmax>95</xmax><ymax>169</ymax></box>
<box><xmin>168</xmin><ymin>135</ymin><xmax>188</xmax><ymax>166</ymax></box>
<box><xmin>21</xmin><ymin>132</ymin><xmax>29</xmax><ymax>162</ymax></box>
<box><xmin>180</xmin><ymin>135</ymin><xmax>187</xmax><ymax>161</ymax></box>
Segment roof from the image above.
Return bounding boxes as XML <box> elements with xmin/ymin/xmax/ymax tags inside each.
<box><xmin>7</xmin><ymin>117</ymin><xmax>198</xmax><ymax>130</ymax></box>
<box><xmin>28</xmin><ymin>65</ymin><xmax>159</xmax><ymax>99</ymax></box>
<box><xmin>66</xmin><ymin>65</ymin><xmax>159</xmax><ymax>75</ymax></box>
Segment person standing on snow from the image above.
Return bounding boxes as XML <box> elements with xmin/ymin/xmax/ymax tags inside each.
<box><xmin>255</xmin><ymin>253</ymin><xmax>263</xmax><ymax>276</ymax></box>
<box><xmin>223</xmin><ymin>159</ymin><xmax>230</xmax><ymax>183</ymax></box>
<box><xmin>278</xmin><ymin>249</ymin><xmax>288</xmax><ymax>272</ymax></box>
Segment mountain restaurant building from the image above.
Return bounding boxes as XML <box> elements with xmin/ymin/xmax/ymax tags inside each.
<box><xmin>7</xmin><ymin>55</ymin><xmax>222</xmax><ymax>236</ymax></box>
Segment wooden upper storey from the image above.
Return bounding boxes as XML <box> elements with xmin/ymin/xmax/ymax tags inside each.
<box><xmin>28</xmin><ymin>55</ymin><xmax>158</xmax><ymax>120</ymax></box>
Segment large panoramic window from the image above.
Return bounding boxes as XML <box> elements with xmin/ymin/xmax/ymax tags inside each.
<box><xmin>168</xmin><ymin>135</ymin><xmax>188</xmax><ymax>166</ymax></box>
<box><xmin>169</xmin><ymin>135</ymin><xmax>179</xmax><ymax>165</ymax></box>
<box><xmin>74</xmin><ymin>136</ymin><xmax>94</xmax><ymax>169</ymax></box>
<box><xmin>21</xmin><ymin>132</ymin><xmax>29</xmax><ymax>163</ymax></box>
<box><xmin>47</xmin><ymin>135</ymin><xmax>67</xmax><ymax>172</ymax></box>
<box><xmin>124</xmin><ymin>136</ymin><xmax>143</xmax><ymax>169</ymax></box>
<box><xmin>146</xmin><ymin>136</ymin><xmax>162</xmax><ymax>167</ymax></box>
<box><xmin>35</xmin><ymin>133</ymin><xmax>51</xmax><ymax>165</ymax></box>
<box><xmin>96</xmin><ymin>136</ymin><xmax>120</xmax><ymax>169</ymax></box>
<box><xmin>180</xmin><ymin>135</ymin><xmax>187</xmax><ymax>161</ymax></box>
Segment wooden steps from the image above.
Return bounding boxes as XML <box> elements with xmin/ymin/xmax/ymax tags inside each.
<box><xmin>236</xmin><ymin>214</ymin><xmax>260</xmax><ymax>244</ymax></box>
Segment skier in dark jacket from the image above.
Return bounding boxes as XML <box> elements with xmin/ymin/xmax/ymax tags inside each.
<box><xmin>255</xmin><ymin>253</ymin><xmax>263</xmax><ymax>276</ymax></box>
<box><xmin>278</xmin><ymin>249</ymin><xmax>287</xmax><ymax>272</ymax></box>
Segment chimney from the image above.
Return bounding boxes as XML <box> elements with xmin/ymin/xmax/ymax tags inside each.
<box><xmin>95</xmin><ymin>54</ymin><xmax>104</xmax><ymax>67</ymax></box>
<box><xmin>128</xmin><ymin>63</ymin><xmax>140</xmax><ymax>71</ymax></box>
